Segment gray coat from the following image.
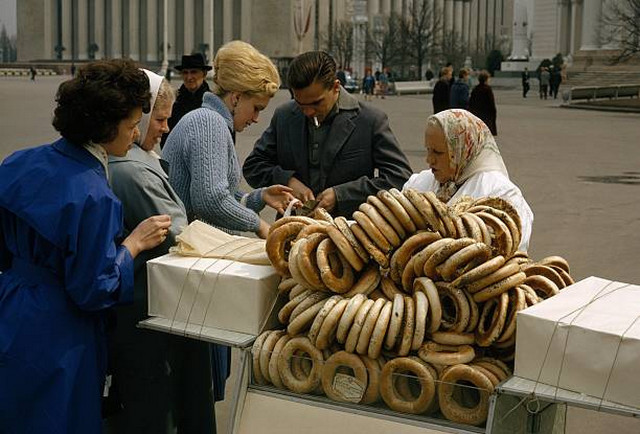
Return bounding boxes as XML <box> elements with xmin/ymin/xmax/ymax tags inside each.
<box><xmin>107</xmin><ymin>146</ymin><xmax>216</xmax><ymax>433</ymax></box>
<box><xmin>242</xmin><ymin>89</ymin><xmax>412</xmax><ymax>217</ymax></box>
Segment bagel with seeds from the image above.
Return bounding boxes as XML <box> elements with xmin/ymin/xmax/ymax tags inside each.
<box><xmin>334</xmin><ymin>216</ymin><xmax>369</xmax><ymax>263</ymax></box>
<box><xmin>367</xmin><ymin>195</ymin><xmax>407</xmax><ymax>240</ymax></box>
<box><xmin>389</xmin><ymin>188</ymin><xmax>428</xmax><ymax>229</ymax></box>
<box><xmin>266</xmin><ymin>221</ymin><xmax>307</xmax><ymax>275</ymax></box>
<box><xmin>350</xmin><ymin>222</ymin><xmax>389</xmax><ymax>268</ymax></box>
<box><xmin>377</xmin><ymin>189</ymin><xmax>416</xmax><ymax>233</ymax></box>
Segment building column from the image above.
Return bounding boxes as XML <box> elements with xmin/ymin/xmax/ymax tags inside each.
<box><xmin>392</xmin><ymin>0</ymin><xmax>402</xmax><ymax>15</ymax></box>
<box><xmin>444</xmin><ymin>0</ymin><xmax>454</xmax><ymax>34</ymax></box>
<box><xmin>183</xmin><ymin>0</ymin><xmax>194</xmax><ymax>54</ymax></box>
<box><xmin>436</xmin><ymin>0</ymin><xmax>445</xmax><ymax>46</ymax></box>
<box><xmin>381</xmin><ymin>0</ymin><xmax>391</xmax><ymax>15</ymax></box>
<box><xmin>462</xmin><ymin>0</ymin><xmax>471</xmax><ymax>47</ymax></box>
<box><xmin>44</xmin><ymin>0</ymin><xmax>54</xmax><ymax>59</ymax></box>
<box><xmin>61</xmin><ymin>0</ymin><xmax>72</xmax><ymax>60</ymax></box>
<box><xmin>570</xmin><ymin>0</ymin><xmax>581</xmax><ymax>53</ymax></box>
<box><xmin>600</xmin><ymin>0</ymin><xmax>620</xmax><ymax>49</ymax></box>
<box><xmin>76</xmin><ymin>0</ymin><xmax>88</xmax><ymax>59</ymax></box>
<box><xmin>111</xmin><ymin>0</ymin><xmax>122</xmax><ymax>57</ymax></box>
<box><xmin>203</xmin><ymin>0</ymin><xmax>214</xmax><ymax>61</ymax></box>
<box><xmin>128</xmin><ymin>0</ymin><xmax>139</xmax><ymax>59</ymax></box>
<box><xmin>453</xmin><ymin>0</ymin><xmax>463</xmax><ymax>37</ymax></box>
<box><xmin>93</xmin><ymin>0</ymin><xmax>104</xmax><ymax>59</ymax></box>
<box><xmin>579</xmin><ymin>0</ymin><xmax>600</xmax><ymax>50</ymax></box>
<box><xmin>146</xmin><ymin>0</ymin><xmax>157</xmax><ymax>61</ymax></box>
<box><xmin>241</xmin><ymin>0</ymin><xmax>252</xmax><ymax>41</ymax></box>
<box><xmin>223</xmin><ymin>0</ymin><xmax>233</xmax><ymax>43</ymax></box>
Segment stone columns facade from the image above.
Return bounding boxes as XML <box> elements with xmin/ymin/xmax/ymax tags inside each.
<box><xmin>579</xmin><ymin>0</ymin><xmax>601</xmax><ymax>50</ymax></box>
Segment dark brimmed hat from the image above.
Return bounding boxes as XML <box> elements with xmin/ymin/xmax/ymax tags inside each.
<box><xmin>174</xmin><ymin>53</ymin><xmax>212</xmax><ymax>71</ymax></box>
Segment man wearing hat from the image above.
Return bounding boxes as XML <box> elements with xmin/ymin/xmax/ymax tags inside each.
<box><xmin>162</xmin><ymin>53</ymin><xmax>212</xmax><ymax>147</ymax></box>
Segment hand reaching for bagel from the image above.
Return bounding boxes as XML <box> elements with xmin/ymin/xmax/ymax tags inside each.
<box><xmin>262</xmin><ymin>184</ymin><xmax>297</xmax><ymax>215</ymax></box>
<box><xmin>316</xmin><ymin>188</ymin><xmax>336</xmax><ymax>213</ymax></box>
<box><xmin>287</xmin><ymin>177</ymin><xmax>315</xmax><ymax>203</ymax></box>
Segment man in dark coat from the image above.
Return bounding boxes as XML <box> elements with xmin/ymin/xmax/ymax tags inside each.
<box><xmin>469</xmin><ymin>70</ymin><xmax>498</xmax><ymax>135</ymax></box>
<box><xmin>161</xmin><ymin>53</ymin><xmax>212</xmax><ymax>148</ymax></box>
<box><xmin>450</xmin><ymin>68</ymin><xmax>470</xmax><ymax>109</ymax></box>
<box><xmin>242</xmin><ymin>51</ymin><xmax>412</xmax><ymax>218</ymax></box>
<box><xmin>522</xmin><ymin>67</ymin><xmax>530</xmax><ymax>98</ymax></box>
<box><xmin>432</xmin><ymin>66</ymin><xmax>452</xmax><ymax>114</ymax></box>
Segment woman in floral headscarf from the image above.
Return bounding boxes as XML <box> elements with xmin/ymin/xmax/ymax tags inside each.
<box><xmin>404</xmin><ymin>109</ymin><xmax>533</xmax><ymax>251</ymax></box>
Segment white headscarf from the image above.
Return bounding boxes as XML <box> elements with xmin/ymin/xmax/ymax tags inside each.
<box><xmin>430</xmin><ymin>109</ymin><xmax>508</xmax><ymax>201</ymax></box>
<box><xmin>137</xmin><ymin>69</ymin><xmax>164</xmax><ymax>146</ymax></box>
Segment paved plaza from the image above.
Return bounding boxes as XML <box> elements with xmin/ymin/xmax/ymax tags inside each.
<box><xmin>1</xmin><ymin>75</ymin><xmax>640</xmax><ymax>433</ymax></box>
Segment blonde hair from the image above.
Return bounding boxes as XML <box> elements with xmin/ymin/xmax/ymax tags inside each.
<box><xmin>155</xmin><ymin>78</ymin><xmax>175</xmax><ymax>109</ymax></box>
<box><xmin>212</xmin><ymin>40</ymin><xmax>280</xmax><ymax>98</ymax></box>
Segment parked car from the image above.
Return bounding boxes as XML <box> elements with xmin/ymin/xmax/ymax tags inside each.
<box><xmin>344</xmin><ymin>73</ymin><xmax>360</xmax><ymax>93</ymax></box>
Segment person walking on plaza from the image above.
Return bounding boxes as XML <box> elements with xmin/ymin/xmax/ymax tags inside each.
<box><xmin>522</xmin><ymin>67</ymin><xmax>530</xmax><ymax>98</ymax></box>
<box><xmin>362</xmin><ymin>69</ymin><xmax>375</xmax><ymax>101</ymax></box>
<box><xmin>432</xmin><ymin>66</ymin><xmax>452</xmax><ymax>114</ymax></box>
<box><xmin>450</xmin><ymin>68</ymin><xmax>470</xmax><ymax>109</ymax></box>
<box><xmin>107</xmin><ymin>70</ymin><xmax>215</xmax><ymax>434</ymax></box>
<box><xmin>29</xmin><ymin>66</ymin><xmax>36</xmax><ymax>80</ymax></box>
<box><xmin>161</xmin><ymin>53</ymin><xmax>212</xmax><ymax>147</ymax></box>
<box><xmin>243</xmin><ymin>51</ymin><xmax>412</xmax><ymax>217</ymax></box>
<box><xmin>0</xmin><ymin>59</ymin><xmax>170</xmax><ymax>433</ymax></box>
<box><xmin>550</xmin><ymin>66</ymin><xmax>562</xmax><ymax>99</ymax></box>
<box><xmin>469</xmin><ymin>71</ymin><xmax>498</xmax><ymax>135</ymax></box>
<box><xmin>539</xmin><ymin>67</ymin><xmax>550</xmax><ymax>100</ymax></box>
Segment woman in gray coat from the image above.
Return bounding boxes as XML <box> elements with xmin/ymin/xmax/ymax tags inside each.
<box><xmin>107</xmin><ymin>70</ymin><xmax>216</xmax><ymax>434</ymax></box>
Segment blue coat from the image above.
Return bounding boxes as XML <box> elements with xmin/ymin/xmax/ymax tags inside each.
<box><xmin>0</xmin><ymin>138</ymin><xmax>133</xmax><ymax>433</ymax></box>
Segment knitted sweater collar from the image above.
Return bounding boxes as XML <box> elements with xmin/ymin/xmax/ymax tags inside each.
<box><xmin>202</xmin><ymin>92</ymin><xmax>233</xmax><ymax>132</ymax></box>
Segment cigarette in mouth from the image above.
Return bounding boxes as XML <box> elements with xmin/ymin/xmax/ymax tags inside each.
<box><xmin>313</xmin><ymin>116</ymin><xmax>319</xmax><ymax>128</ymax></box>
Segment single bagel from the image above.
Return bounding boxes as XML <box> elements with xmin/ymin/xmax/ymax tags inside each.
<box><xmin>350</xmin><ymin>222</ymin><xmax>389</xmax><ymax>268</ymax></box>
<box><xmin>278</xmin><ymin>289</ymin><xmax>313</xmax><ymax>324</ymax></box>
<box><xmin>430</xmin><ymin>331</ymin><xmax>475</xmax><ymax>346</ymax></box>
<box><xmin>287</xmin><ymin>297</ymin><xmax>329</xmax><ymax>336</ymax></box>
<box><xmin>308</xmin><ymin>295</ymin><xmax>342</xmax><ymax>345</ymax></box>
<box><xmin>325</xmin><ymin>225</ymin><xmax>365</xmax><ymax>271</ymax></box>
<box><xmin>471</xmin><ymin>196</ymin><xmax>522</xmax><ymax>240</ymax></box>
<box><xmin>269</xmin><ymin>216</ymin><xmax>322</xmax><ymax>234</ymax></box>
<box><xmin>412</xmin><ymin>238</ymin><xmax>455</xmax><ymax>277</ymax></box>
<box><xmin>278</xmin><ymin>277</ymin><xmax>298</xmax><ymax>295</ymax></box>
<box><xmin>389</xmin><ymin>231</ymin><xmax>442</xmax><ymax>283</ymax></box>
<box><xmin>295</xmin><ymin>233</ymin><xmax>328</xmax><ymax>290</ymax></box>
<box><xmin>260</xmin><ymin>330</ymin><xmax>286</xmax><ymax>384</ymax></box>
<box><xmin>436</xmin><ymin>282</ymin><xmax>471</xmax><ymax>333</ymax></box>
<box><xmin>278</xmin><ymin>337</ymin><xmax>324</xmax><ymax>393</ymax></box>
<box><xmin>368</xmin><ymin>300</ymin><xmax>393</xmax><ymax>359</ymax></box>
<box><xmin>252</xmin><ymin>330</ymin><xmax>273</xmax><ymax>385</ymax></box>
<box><xmin>345</xmin><ymin>299</ymin><xmax>375</xmax><ymax>353</ymax></box>
<box><xmin>523</xmin><ymin>264</ymin><xmax>566</xmax><ymax>289</ymax></box>
<box><xmin>377</xmin><ymin>189</ymin><xmax>416</xmax><ymax>234</ymax></box>
<box><xmin>356</xmin><ymin>298</ymin><xmax>387</xmax><ymax>355</ymax></box>
<box><xmin>334</xmin><ymin>216</ymin><xmax>369</xmax><ymax>263</ymax></box>
<box><xmin>384</xmin><ymin>294</ymin><xmax>405</xmax><ymax>350</ymax></box>
<box><xmin>404</xmin><ymin>188</ymin><xmax>444</xmax><ymax>234</ymax></box>
<box><xmin>414</xmin><ymin>277</ymin><xmax>442</xmax><ymax>333</ymax></box>
<box><xmin>439</xmin><ymin>242</ymin><xmax>492</xmax><ymax>282</ymax></box>
<box><xmin>397</xmin><ymin>296</ymin><xmax>415</xmax><ymax>356</ymax></box>
<box><xmin>475</xmin><ymin>292</ymin><xmax>509</xmax><ymax>347</ymax></box>
<box><xmin>365</xmin><ymin>196</ymin><xmax>407</xmax><ymax>242</ymax></box>
<box><xmin>475</xmin><ymin>211</ymin><xmax>514</xmax><ymax>257</ymax></box>
<box><xmin>467</xmin><ymin>205</ymin><xmax>521</xmax><ymax>255</ymax></box>
<box><xmin>497</xmin><ymin>286</ymin><xmax>526</xmax><ymax>343</ymax></box>
<box><xmin>424</xmin><ymin>238</ymin><xmax>477</xmax><ymax>279</ymax></box>
<box><xmin>321</xmin><ymin>351</ymin><xmax>368</xmax><ymax>403</ymax></box>
<box><xmin>336</xmin><ymin>293</ymin><xmax>367</xmax><ymax>344</ymax></box>
<box><xmin>466</xmin><ymin>262</ymin><xmax>521</xmax><ymax>294</ymax></box>
<box><xmin>316</xmin><ymin>298</ymin><xmax>349</xmax><ymax>350</ymax></box>
<box><xmin>472</xmin><ymin>271</ymin><xmax>527</xmax><ymax>303</ymax></box>
<box><xmin>353</xmin><ymin>210</ymin><xmax>393</xmax><ymax>253</ymax></box>
<box><xmin>418</xmin><ymin>341</ymin><xmax>475</xmax><ymax>365</ymax></box>
<box><xmin>268</xmin><ymin>333</ymin><xmax>292</xmax><ymax>389</ymax></box>
<box><xmin>389</xmin><ymin>188</ymin><xmax>428</xmax><ymax>230</ymax></box>
<box><xmin>266</xmin><ymin>222</ymin><xmax>307</xmax><ymax>275</ymax></box>
<box><xmin>460</xmin><ymin>212</ymin><xmax>484</xmax><ymax>243</ymax></box>
<box><xmin>316</xmin><ymin>238</ymin><xmax>356</xmax><ymax>293</ymax></box>
<box><xmin>342</xmin><ymin>263</ymin><xmax>381</xmax><ymax>298</ymax></box>
<box><xmin>452</xmin><ymin>255</ymin><xmax>506</xmax><ymax>289</ymax></box>
<box><xmin>295</xmin><ymin>222</ymin><xmax>329</xmax><ymax>241</ymax></box>
<box><xmin>380</xmin><ymin>357</ymin><xmax>436</xmax><ymax>414</ymax></box>
<box><xmin>311</xmin><ymin>207</ymin><xmax>335</xmax><ymax>224</ymax></box>
<box><xmin>539</xmin><ymin>255</ymin><xmax>570</xmax><ymax>274</ymax></box>
<box><xmin>361</xmin><ymin>356</ymin><xmax>382</xmax><ymax>404</ymax></box>
<box><xmin>524</xmin><ymin>274</ymin><xmax>560</xmax><ymax>299</ymax></box>
<box><xmin>424</xmin><ymin>191</ymin><xmax>457</xmax><ymax>237</ymax></box>
<box><xmin>411</xmin><ymin>290</ymin><xmax>429</xmax><ymax>351</ymax></box>
<box><xmin>438</xmin><ymin>364</ymin><xmax>494</xmax><ymax>426</ymax></box>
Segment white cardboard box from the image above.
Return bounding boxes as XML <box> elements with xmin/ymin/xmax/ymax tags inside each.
<box><xmin>515</xmin><ymin>276</ymin><xmax>640</xmax><ymax>409</ymax></box>
<box><xmin>147</xmin><ymin>253</ymin><xmax>281</xmax><ymax>335</ymax></box>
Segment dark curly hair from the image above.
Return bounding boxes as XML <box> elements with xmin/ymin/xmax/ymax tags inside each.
<box><xmin>287</xmin><ymin>51</ymin><xmax>337</xmax><ymax>90</ymax></box>
<box><xmin>52</xmin><ymin>59</ymin><xmax>151</xmax><ymax>146</ymax></box>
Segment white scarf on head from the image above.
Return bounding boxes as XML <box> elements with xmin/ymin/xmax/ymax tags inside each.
<box><xmin>137</xmin><ymin>69</ymin><xmax>164</xmax><ymax>147</ymax></box>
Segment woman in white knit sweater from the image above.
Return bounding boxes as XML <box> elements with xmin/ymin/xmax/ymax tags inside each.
<box><xmin>163</xmin><ymin>41</ymin><xmax>294</xmax><ymax>238</ymax></box>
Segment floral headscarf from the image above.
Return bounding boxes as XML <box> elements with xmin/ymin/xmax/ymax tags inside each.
<box><xmin>429</xmin><ymin>109</ymin><xmax>508</xmax><ymax>201</ymax></box>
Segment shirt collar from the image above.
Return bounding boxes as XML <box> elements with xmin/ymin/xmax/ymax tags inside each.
<box><xmin>83</xmin><ymin>142</ymin><xmax>110</xmax><ymax>181</ymax></box>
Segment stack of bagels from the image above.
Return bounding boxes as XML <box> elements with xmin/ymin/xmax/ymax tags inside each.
<box><xmin>259</xmin><ymin>188</ymin><xmax>574</xmax><ymax>426</ymax></box>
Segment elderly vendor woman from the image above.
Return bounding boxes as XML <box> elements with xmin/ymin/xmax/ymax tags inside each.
<box><xmin>404</xmin><ymin>109</ymin><xmax>533</xmax><ymax>251</ymax></box>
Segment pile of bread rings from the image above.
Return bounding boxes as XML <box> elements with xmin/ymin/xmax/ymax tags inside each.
<box><xmin>260</xmin><ymin>188</ymin><xmax>574</xmax><ymax>426</ymax></box>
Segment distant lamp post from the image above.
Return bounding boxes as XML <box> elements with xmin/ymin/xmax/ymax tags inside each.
<box><xmin>294</xmin><ymin>0</ymin><xmax>312</xmax><ymax>55</ymax></box>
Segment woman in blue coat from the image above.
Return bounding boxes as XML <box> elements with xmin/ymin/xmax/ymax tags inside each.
<box><xmin>0</xmin><ymin>59</ymin><xmax>171</xmax><ymax>433</ymax></box>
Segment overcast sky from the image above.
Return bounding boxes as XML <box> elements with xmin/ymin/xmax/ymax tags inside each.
<box><xmin>0</xmin><ymin>0</ymin><xmax>16</xmax><ymax>36</ymax></box>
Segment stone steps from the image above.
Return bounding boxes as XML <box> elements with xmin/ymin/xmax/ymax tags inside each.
<box><xmin>566</xmin><ymin>70</ymin><xmax>640</xmax><ymax>87</ymax></box>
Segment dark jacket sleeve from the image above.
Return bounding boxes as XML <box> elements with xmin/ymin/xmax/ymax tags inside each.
<box><xmin>242</xmin><ymin>105</ymin><xmax>296</xmax><ymax>188</ymax></box>
<box><xmin>333</xmin><ymin>108</ymin><xmax>412</xmax><ymax>216</ymax></box>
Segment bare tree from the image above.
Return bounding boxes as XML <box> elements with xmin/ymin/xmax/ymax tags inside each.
<box><xmin>601</xmin><ymin>0</ymin><xmax>640</xmax><ymax>63</ymax></box>
<box><xmin>441</xmin><ymin>30</ymin><xmax>466</xmax><ymax>71</ymax></box>
<box><xmin>320</xmin><ymin>20</ymin><xmax>354</xmax><ymax>70</ymax></box>
<box><xmin>402</xmin><ymin>0</ymin><xmax>442</xmax><ymax>79</ymax></box>
<box><xmin>367</xmin><ymin>13</ymin><xmax>404</xmax><ymax>71</ymax></box>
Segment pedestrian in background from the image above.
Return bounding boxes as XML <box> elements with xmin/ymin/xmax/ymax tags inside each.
<box><xmin>362</xmin><ymin>69</ymin><xmax>375</xmax><ymax>101</ymax></box>
<box><xmin>432</xmin><ymin>66</ymin><xmax>452</xmax><ymax>114</ymax></box>
<box><xmin>161</xmin><ymin>53</ymin><xmax>212</xmax><ymax>147</ymax></box>
<box><xmin>469</xmin><ymin>70</ymin><xmax>498</xmax><ymax>135</ymax></box>
<box><xmin>0</xmin><ymin>59</ymin><xmax>170</xmax><ymax>434</ymax></box>
<box><xmin>522</xmin><ymin>67</ymin><xmax>530</xmax><ymax>98</ymax></box>
<box><xmin>450</xmin><ymin>68</ymin><xmax>470</xmax><ymax>109</ymax></box>
<box><xmin>539</xmin><ymin>67</ymin><xmax>550</xmax><ymax>100</ymax></box>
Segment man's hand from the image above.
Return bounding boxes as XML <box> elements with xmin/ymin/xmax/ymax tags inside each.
<box><xmin>316</xmin><ymin>188</ymin><xmax>337</xmax><ymax>213</ymax></box>
<box><xmin>287</xmin><ymin>177</ymin><xmax>315</xmax><ymax>202</ymax></box>
<box><xmin>262</xmin><ymin>185</ymin><xmax>297</xmax><ymax>215</ymax></box>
